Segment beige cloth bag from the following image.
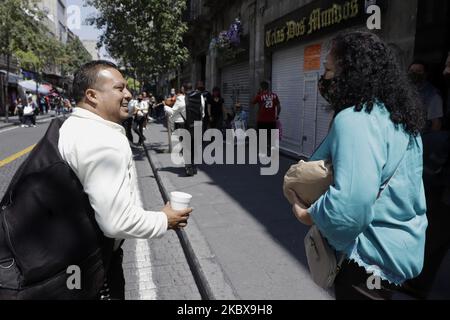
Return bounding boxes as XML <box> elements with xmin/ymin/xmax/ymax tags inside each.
<box><xmin>283</xmin><ymin>160</ymin><xmax>342</xmax><ymax>289</ymax></box>
<box><xmin>283</xmin><ymin>160</ymin><xmax>333</xmax><ymax>206</ymax></box>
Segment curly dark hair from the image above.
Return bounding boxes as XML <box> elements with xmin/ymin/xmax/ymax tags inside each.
<box><xmin>328</xmin><ymin>31</ymin><xmax>424</xmax><ymax>136</ymax></box>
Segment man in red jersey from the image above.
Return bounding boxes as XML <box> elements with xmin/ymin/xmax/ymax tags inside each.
<box><xmin>252</xmin><ymin>80</ymin><xmax>281</xmax><ymax>156</ymax></box>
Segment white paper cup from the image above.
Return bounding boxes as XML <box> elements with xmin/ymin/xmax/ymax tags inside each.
<box><xmin>170</xmin><ymin>191</ymin><xmax>192</xmax><ymax>210</ymax></box>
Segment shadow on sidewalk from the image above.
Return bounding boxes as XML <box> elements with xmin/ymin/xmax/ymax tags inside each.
<box><xmin>146</xmin><ymin>124</ymin><xmax>450</xmax><ymax>300</ymax></box>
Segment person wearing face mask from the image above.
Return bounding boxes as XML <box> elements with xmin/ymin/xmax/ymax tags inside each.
<box><xmin>401</xmin><ymin>53</ymin><xmax>450</xmax><ymax>300</ymax></box>
<box><xmin>408</xmin><ymin>61</ymin><xmax>444</xmax><ymax>133</ymax></box>
<box><xmin>291</xmin><ymin>32</ymin><xmax>427</xmax><ymax>300</ymax></box>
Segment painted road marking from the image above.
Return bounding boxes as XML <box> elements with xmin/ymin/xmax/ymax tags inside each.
<box><xmin>0</xmin><ymin>126</ymin><xmax>19</xmax><ymax>134</ymax></box>
<box><xmin>0</xmin><ymin>144</ymin><xmax>36</xmax><ymax>168</ymax></box>
<box><xmin>128</xmin><ymin>161</ymin><xmax>157</xmax><ymax>300</ymax></box>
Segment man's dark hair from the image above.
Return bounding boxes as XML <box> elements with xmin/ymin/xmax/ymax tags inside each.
<box><xmin>72</xmin><ymin>60</ymin><xmax>119</xmax><ymax>104</ymax></box>
<box><xmin>196</xmin><ymin>80</ymin><xmax>205</xmax><ymax>91</ymax></box>
<box><xmin>260</xmin><ymin>81</ymin><xmax>269</xmax><ymax>91</ymax></box>
<box><xmin>184</xmin><ymin>82</ymin><xmax>193</xmax><ymax>92</ymax></box>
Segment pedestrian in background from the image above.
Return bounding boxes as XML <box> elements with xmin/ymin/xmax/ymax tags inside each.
<box><xmin>14</xmin><ymin>98</ymin><xmax>24</xmax><ymax>127</ymax></box>
<box><xmin>132</xmin><ymin>94</ymin><xmax>146</xmax><ymax>145</ymax></box>
<box><xmin>123</xmin><ymin>95</ymin><xmax>137</xmax><ymax>143</ymax></box>
<box><xmin>23</xmin><ymin>96</ymin><xmax>37</xmax><ymax>127</ymax></box>
<box><xmin>403</xmin><ymin>53</ymin><xmax>450</xmax><ymax>300</ymax></box>
<box><xmin>207</xmin><ymin>86</ymin><xmax>225</xmax><ymax>130</ymax></box>
<box><xmin>59</xmin><ymin>61</ymin><xmax>192</xmax><ymax>299</ymax></box>
<box><xmin>409</xmin><ymin>61</ymin><xmax>444</xmax><ymax>133</ymax></box>
<box><xmin>166</xmin><ymin>85</ymin><xmax>187</xmax><ymax>131</ymax></box>
<box><xmin>183</xmin><ymin>82</ymin><xmax>205</xmax><ymax>176</ymax></box>
<box><xmin>291</xmin><ymin>32</ymin><xmax>427</xmax><ymax>300</ymax></box>
<box><xmin>251</xmin><ymin>81</ymin><xmax>281</xmax><ymax>156</ymax></box>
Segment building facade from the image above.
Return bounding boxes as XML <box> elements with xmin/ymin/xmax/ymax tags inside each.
<box><xmin>38</xmin><ymin>0</ymin><xmax>68</xmax><ymax>44</ymax></box>
<box><xmin>81</xmin><ymin>40</ymin><xmax>101</xmax><ymax>61</ymax></box>
<box><xmin>35</xmin><ymin>0</ymin><xmax>68</xmax><ymax>80</ymax></box>
<box><xmin>183</xmin><ymin>0</ymin><xmax>449</xmax><ymax>158</ymax></box>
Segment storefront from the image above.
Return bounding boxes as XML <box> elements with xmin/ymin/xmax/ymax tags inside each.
<box><xmin>0</xmin><ymin>70</ymin><xmax>23</xmax><ymax>116</ymax></box>
<box><xmin>265</xmin><ymin>0</ymin><xmax>386</xmax><ymax>157</ymax></box>
<box><xmin>221</xmin><ymin>61</ymin><xmax>251</xmax><ymax>114</ymax></box>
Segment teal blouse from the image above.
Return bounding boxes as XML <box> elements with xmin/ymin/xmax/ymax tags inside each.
<box><xmin>309</xmin><ymin>103</ymin><xmax>428</xmax><ymax>285</ymax></box>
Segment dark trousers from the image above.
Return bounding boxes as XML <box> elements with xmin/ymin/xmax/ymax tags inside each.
<box><xmin>187</xmin><ymin>126</ymin><xmax>196</xmax><ymax>167</ymax></box>
<box><xmin>257</xmin><ymin>122</ymin><xmax>277</xmax><ymax>155</ymax></box>
<box><xmin>182</xmin><ymin>124</ymin><xmax>200</xmax><ymax>175</ymax></box>
<box><xmin>209</xmin><ymin>114</ymin><xmax>222</xmax><ymax>130</ymax></box>
<box><xmin>334</xmin><ymin>260</ymin><xmax>396</xmax><ymax>300</ymax></box>
<box><xmin>133</xmin><ymin>116</ymin><xmax>145</xmax><ymax>143</ymax></box>
<box><xmin>99</xmin><ymin>248</ymin><xmax>125</xmax><ymax>300</ymax></box>
<box><xmin>122</xmin><ymin>118</ymin><xmax>134</xmax><ymax>142</ymax></box>
<box><xmin>404</xmin><ymin>186</ymin><xmax>450</xmax><ymax>298</ymax></box>
<box><xmin>23</xmin><ymin>115</ymin><xmax>34</xmax><ymax>126</ymax></box>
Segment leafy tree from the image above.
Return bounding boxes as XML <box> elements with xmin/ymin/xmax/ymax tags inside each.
<box><xmin>126</xmin><ymin>76</ymin><xmax>140</xmax><ymax>95</ymax></box>
<box><xmin>62</xmin><ymin>37</ymin><xmax>93</xmax><ymax>76</ymax></box>
<box><xmin>0</xmin><ymin>0</ymin><xmax>47</xmax><ymax>120</ymax></box>
<box><xmin>87</xmin><ymin>0</ymin><xmax>189</xmax><ymax>90</ymax></box>
<box><xmin>14</xmin><ymin>49</ymin><xmax>42</xmax><ymax>73</ymax></box>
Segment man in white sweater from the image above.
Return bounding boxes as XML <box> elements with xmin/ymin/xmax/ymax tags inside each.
<box><xmin>58</xmin><ymin>61</ymin><xmax>192</xmax><ymax>299</ymax></box>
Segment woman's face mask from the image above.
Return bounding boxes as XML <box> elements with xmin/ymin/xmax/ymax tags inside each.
<box><xmin>319</xmin><ymin>51</ymin><xmax>339</xmax><ymax>104</ymax></box>
<box><xmin>318</xmin><ymin>75</ymin><xmax>338</xmax><ymax>104</ymax></box>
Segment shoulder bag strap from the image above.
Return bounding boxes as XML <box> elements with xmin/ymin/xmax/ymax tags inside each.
<box><xmin>377</xmin><ymin>137</ymin><xmax>411</xmax><ymax>199</ymax></box>
<box><xmin>336</xmin><ymin>137</ymin><xmax>411</xmax><ymax>269</ymax></box>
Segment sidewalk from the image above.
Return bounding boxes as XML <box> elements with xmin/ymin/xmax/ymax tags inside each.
<box><xmin>142</xmin><ymin>122</ymin><xmax>450</xmax><ymax>300</ymax></box>
<box><xmin>142</xmin><ymin>122</ymin><xmax>332</xmax><ymax>300</ymax></box>
<box><xmin>0</xmin><ymin>113</ymin><xmax>57</xmax><ymax>129</ymax></box>
<box><xmin>123</xmin><ymin>145</ymin><xmax>201</xmax><ymax>300</ymax></box>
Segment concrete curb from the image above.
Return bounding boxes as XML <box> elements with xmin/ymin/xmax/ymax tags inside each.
<box><xmin>142</xmin><ymin>144</ymin><xmax>239</xmax><ymax>300</ymax></box>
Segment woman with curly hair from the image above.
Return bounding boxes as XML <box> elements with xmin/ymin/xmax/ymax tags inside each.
<box><xmin>292</xmin><ymin>31</ymin><xmax>428</xmax><ymax>300</ymax></box>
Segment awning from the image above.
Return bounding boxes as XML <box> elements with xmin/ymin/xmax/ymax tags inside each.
<box><xmin>18</xmin><ymin>80</ymin><xmax>50</xmax><ymax>95</ymax></box>
<box><xmin>0</xmin><ymin>70</ymin><xmax>22</xmax><ymax>84</ymax></box>
<box><xmin>41</xmin><ymin>83</ymin><xmax>53</xmax><ymax>92</ymax></box>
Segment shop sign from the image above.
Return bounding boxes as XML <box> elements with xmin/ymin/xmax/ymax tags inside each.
<box><xmin>265</xmin><ymin>0</ymin><xmax>385</xmax><ymax>51</ymax></box>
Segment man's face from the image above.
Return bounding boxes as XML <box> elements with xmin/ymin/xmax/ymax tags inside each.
<box><xmin>409</xmin><ymin>64</ymin><xmax>427</xmax><ymax>86</ymax></box>
<box><xmin>92</xmin><ymin>68</ymin><xmax>132</xmax><ymax>123</ymax></box>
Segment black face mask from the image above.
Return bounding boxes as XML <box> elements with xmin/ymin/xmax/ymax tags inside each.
<box><xmin>408</xmin><ymin>72</ymin><xmax>425</xmax><ymax>85</ymax></box>
<box><xmin>318</xmin><ymin>75</ymin><xmax>338</xmax><ymax>104</ymax></box>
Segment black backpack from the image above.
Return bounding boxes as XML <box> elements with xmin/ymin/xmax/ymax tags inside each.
<box><xmin>0</xmin><ymin>118</ymin><xmax>113</xmax><ymax>300</ymax></box>
<box><xmin>185</xmin><ymin>91</ymin><xmax>203</xmax><ymax>128</ymax></box>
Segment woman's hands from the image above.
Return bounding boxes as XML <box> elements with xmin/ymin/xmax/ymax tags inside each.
<box><xmin>288</xmin><ymin>190</ymin><xmax>314</xmax><ymax>226</ymax></box>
